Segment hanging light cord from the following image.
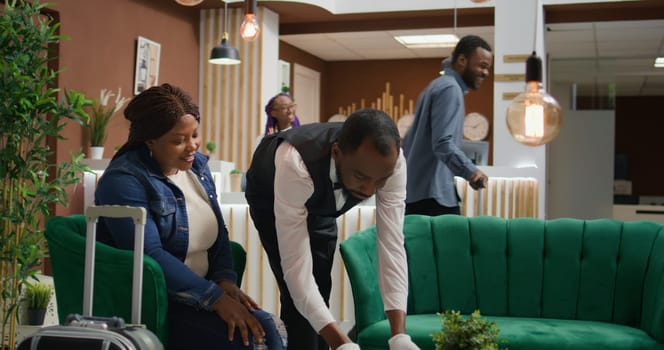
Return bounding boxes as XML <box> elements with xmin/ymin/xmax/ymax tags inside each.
<box><xmin>453</xmin><ymin>0</ymin><xmax>457</xmax><ymax>36</ymax></box>
<box><xmin>223</xmin><ymin>0</ymin><xmax>228</xmax><ymax>36</ymax></box>
<box><xmin>532</xmin><ymin>0</ymin><xmax>539</xmax><ymax>52</ymax></box>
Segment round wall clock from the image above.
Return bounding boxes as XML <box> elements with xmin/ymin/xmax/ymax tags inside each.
<box><xmin>463</xmin><ymin>112</ymin><xmax>490</xmax><ymax>141</ymax></box>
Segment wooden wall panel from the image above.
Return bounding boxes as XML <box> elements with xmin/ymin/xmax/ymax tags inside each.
<box><xmin>200</xmin><ymin>8</ymin><xmax>264</xmax><ymax>171</ymax></box>
<box><xmin>323</xmin><ymin>59</ymin><xmax>494</xmax><ymax>163</ymax></box>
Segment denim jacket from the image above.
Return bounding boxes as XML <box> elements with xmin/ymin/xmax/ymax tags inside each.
<box><xmin>95</xmin><ymin>145</ymin><xmax>235</xmax><ymax>310</ymax></box>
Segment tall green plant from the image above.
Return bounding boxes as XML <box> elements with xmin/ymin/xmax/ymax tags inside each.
<box><xmin>0</xmin><ymin>0</ymin><xmax>91</xmax><ymax>348</ymax></box>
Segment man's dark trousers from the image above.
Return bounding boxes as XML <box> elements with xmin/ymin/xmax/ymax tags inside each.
<box><xmin>249</xmin><ymin>206</ymin><xmax>337</xmax><ymax>350</ymax></box>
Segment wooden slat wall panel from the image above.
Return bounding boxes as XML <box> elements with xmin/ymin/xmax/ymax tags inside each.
<box><xmin>200</xmin><ymin>8</ymin><xmax>264</xmax><ymax>171</ymax></box>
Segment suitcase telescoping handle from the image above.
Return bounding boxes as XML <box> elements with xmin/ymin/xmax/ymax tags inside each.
<box><xmin>84</xmin><ymin>205</ymin><xmax>147</xmax><ymax>325</ymax></box>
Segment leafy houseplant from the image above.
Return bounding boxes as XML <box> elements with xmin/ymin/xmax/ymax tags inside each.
<box><xmin>431</xmin><ymin>310</ymin><xmax>506</xmax><ymax>350</ymax></box>
<box><xmin>25</xmin><ymin>282</ymin><xmax>52</xmax><ymax>311</ymax></box>
<box><xmin>24</xmin><ymin>282</ymin><xmax>53</xmax><ymax>325</ymax></box>
<box><xmin>88</xmin><ymin>88</ymin><xmax>128</xmax><ymax>147</ymax></box>
<box><xmin>1</xmin><ymin>0</ymin><xmax>90</xmax><ymax>348</ymax></box>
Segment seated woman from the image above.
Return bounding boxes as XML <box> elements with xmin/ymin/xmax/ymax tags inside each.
<box><xmin>95</xmin><ymin>83</ymin><xmax>285</xmax><ymax>350</ymax></box>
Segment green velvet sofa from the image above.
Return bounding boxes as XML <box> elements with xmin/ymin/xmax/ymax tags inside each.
<box><xmin>340</xmin><ymin>215</ymin><xmax>664</xmax><ymax>350</ymax></box>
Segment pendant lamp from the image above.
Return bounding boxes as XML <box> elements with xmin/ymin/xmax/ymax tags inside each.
<box><xmin>505</xmin><ymin>0</ymin><xmax>562</xmax><ymax>146</ymax></box>
<box><xmin>174</xmin><ymin>0</ymin><xmax>203</xmax><ymax>6</ymax></box>
<box><xmin>240</xmin><ymin>0</ymin><xmax>260</xmax><ymax>41</ymax></box>
<box><xmin>506</xmin><ymin>53</ymin><xmax>562</xmax><ymax>146</ymax></box>
<box><xmin>209</xmin><ymin>0</ymin><xmax>241</xmax><ymax>65</ymax></box>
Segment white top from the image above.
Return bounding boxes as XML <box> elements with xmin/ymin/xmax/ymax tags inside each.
<box><xmin>273</xmin><ymin>142</ymin><xmax>409</xmax><ymax>332</ymax></box>
<box><xmin>169</xmin><ymin>170</ymin><xmax>218</xmax><ymax>277</ymax></box>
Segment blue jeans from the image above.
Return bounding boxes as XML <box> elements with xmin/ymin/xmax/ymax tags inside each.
<box><xmin>167</xmin><ymin>300</ymin><xmax>286</xmax><ymax>350</ymax></box>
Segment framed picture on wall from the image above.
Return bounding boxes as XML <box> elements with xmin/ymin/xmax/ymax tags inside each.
<box><xmin>278</xmin><ymin>60</ymin><xmax>291</xmax><ymax>92</ymax></box>
<box><xmin>134</xmin><ymin>36</ymin><xmax>161</xmax><ymax>95</ymax></box>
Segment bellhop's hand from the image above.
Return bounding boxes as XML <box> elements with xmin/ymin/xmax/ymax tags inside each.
<box><xmin>212</xmin><ymin>294</ymin><xmax>265</xmax><ymax>346</ymax></box>
<box><xmin>321</xmin><ymin>322</ymin><xmax>355</xmax><ymax>350</ymax></box>
<box><xmin>388</xmin><ymin>334</ymin><xmax>421</xmax><ymax>349</ymax></box>
<box><xmin>469</xmin><ymin>170</ymin><xmax>488</xmax><ymax>190</ymax></box>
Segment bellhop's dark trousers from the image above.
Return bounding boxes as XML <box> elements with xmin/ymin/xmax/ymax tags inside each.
<box><xmin>249</xmin><ymin>206</ymin><xmax>338</xmax><ymax>350</ymax></box>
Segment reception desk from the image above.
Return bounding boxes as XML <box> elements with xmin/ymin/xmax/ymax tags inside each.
<box><xmin>218</xmin><ymin>192</ymin><xmax>374</xmax><ymax>329</ymax></box>
<box><xmin>216</xmin><ymin>174</ymin><xmax>539</xmax><ymax>327</ymax></box>
<box><xmin>613</xmin><ymin>204</ymin><xmax>664</xmax><ymax>224</ymax></box>
<box><xmin>81</xmin><ymin>160</ymin><xmax>539</xmax><ymax>327</ymax></box>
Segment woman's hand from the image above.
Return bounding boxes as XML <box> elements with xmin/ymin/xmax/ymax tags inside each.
<box><xmin>212</xmin><ymin>293</ymin><xmax>265</xmax><ymax>346</ymax></box>
<box><xmin>218</xmin><ymin>280</ymin><xmax>260</xmax><ymax>312</ymax></box>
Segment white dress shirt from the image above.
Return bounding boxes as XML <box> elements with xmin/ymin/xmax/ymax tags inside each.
<box><xmin>273</xmin><ymin>141</ymin><xmax>409</xmax><ymax>332</ymax></box>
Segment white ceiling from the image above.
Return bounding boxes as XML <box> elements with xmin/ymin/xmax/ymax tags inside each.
<box><xmin>281</xmin><ymin>27</ymin><xmax>494</xmax><ymax>61</ymax></box>
<box><xmin>280</xmin><ymin>19</ymin><xmax>664</xmax><ymax>96</ymax></box>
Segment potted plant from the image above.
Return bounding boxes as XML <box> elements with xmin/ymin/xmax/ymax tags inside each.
<box><xmin>23</xmin><ymin>282</ymin><xmax>53</xmax><ymax>326</ymax></box>
<box><xmin>205</xmin><ymin>140</ymin><xmax>217</xmax><ymax>157</ymax></box>
<box><xmin>0</xmin><ymin>1</ymin><xmax>90</xmax><ymax>348</ymax></box>
<box><xmin>229</xmin><ymin>169</ymin><xmax>243</xmax><ymax>192</ymax></box>
<box><xmin>431</xmin><ymin>310</ymin><xmax>506</xmax><ymax>350</ymax></box>
<box><xmin>87</xmin><ymin>88</ymin><xmax>128</xmax><ymax>159</ymax></box>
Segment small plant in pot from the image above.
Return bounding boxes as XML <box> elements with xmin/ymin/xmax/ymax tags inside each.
<box><xmin>205</xmin><ymin>140</ymin><xmax>217</xmax><ymax>157</ymax></box>
<box><xmin>431</xmin><ymin>310</ymin><xmax>506</xmax><ymax>350</ymax></box>
<box><xmin>229</xmin><ymin>169</ymin><xmax>243</xmax><ymax>192</ymax></box>
<box><xmin>24</xmin><ymin>282</ymin><xmax>53</xmax><ymax>326</ymax></box>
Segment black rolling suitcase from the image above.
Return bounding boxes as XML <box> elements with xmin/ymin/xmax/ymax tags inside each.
<box><xmin>18</xmin><ymin>206</ymin><xmax>164</xmax><ymax>350</ymax></box>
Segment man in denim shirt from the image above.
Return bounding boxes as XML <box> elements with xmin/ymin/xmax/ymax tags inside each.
<box><xmin>403</xmin><ymin>35</ymin><xmax>493</xmax><ymax>216</ymax></box>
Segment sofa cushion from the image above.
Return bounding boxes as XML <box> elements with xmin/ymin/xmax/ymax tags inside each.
<box><xmin>359</xmin><ymin>314</ymin><xmax>664</xmax><ymax>350</ymax></box>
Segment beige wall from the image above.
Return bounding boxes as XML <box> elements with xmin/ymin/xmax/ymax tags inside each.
<box><xmin>52</xmin><ymin>0</ymin><xmax>200</xmax><ymax>215</ymax></box>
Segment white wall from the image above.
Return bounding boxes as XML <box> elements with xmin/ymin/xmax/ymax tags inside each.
<box><xmin>546</xmin><ymin>81</ymin><xmax>616</xmax><ymax>219</ymax></box>
<box><xmin>260</xmin><ymin>7</ymin><xmax>280</xmax><ymax>138</ymax></box>
<box><xmin>493</xmin><ymin>0</ymin><xmax>548</xmax><ymax>218</ymax></box>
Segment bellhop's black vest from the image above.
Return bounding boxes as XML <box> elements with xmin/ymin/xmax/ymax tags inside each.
<box><xmin>245</xmin><ymin>123</ymin><xmax>362</xmax><ymax>217</ymax></box>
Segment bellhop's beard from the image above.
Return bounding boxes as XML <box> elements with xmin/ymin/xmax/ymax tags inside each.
<box><xmin>335</xmin><ymin>161</ymin><xmax>367</xmax><ymax>202</ymax></box>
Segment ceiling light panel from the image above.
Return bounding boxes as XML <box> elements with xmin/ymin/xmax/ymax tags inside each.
<box><xmin>394</xmin><ymin>34</ymin><xmax>459</xmax><ymax>48</ymax></box>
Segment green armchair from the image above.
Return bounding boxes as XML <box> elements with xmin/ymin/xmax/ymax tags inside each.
<box><xmin>340</xmin><ymin>215</ymin><xmax>664</xmax><ymax>350</ymax></box>
<box><xmin>45</xmin><ymin>215</ymin><xmax>247</xmax><ymax>346</ymax></box>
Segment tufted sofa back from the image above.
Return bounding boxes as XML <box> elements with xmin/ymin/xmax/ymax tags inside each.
<box><xmin>340</xmin><ymin>215</ymin><xmax>664</xmax><ymax>342</ymax></box>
